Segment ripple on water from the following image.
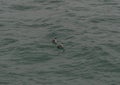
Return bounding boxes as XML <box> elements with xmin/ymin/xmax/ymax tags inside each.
<box><xmin>34</xmin><ymin>0</ymin><xmax>64</xmax><ymax>3</ymax></box>
<box><xmin>9</xmin><ymin>4</ymin><xmax>36</xmax><ymax>11</ymax></box>
<box><xmin>0</xmin><ymin>23</ymin><xmax>5</xmax><ymax>27</ymax></box>
<box><xmin>0</xmin><ymin>38</ymin><xmax>18</xmax><ymax>47</ymax></box>
<box><xmin>11</xmin><ymin>51</ymin><xmax>53</xmax><ymax>65</ymax></box>
<box><xmin>33</xmin><ymin>0</ymin><xmax>47</xmax><ymax>3</ymax></box>
<box><xmin>9</xmin><ymin>41</ymin><xmax>56</xmax><ymax>65</ymax></box>
<box><xmin>89</xmin><ymin>15</ymin><xmax>120</xmax><ymax>23</ymax></box>
<box><xmin>57</xmin><ymin>29</ymin><xmax>75</xmax><ymax>32</ymax></box>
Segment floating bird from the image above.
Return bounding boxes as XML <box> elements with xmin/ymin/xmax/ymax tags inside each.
<box><xmin>52</xmin><ymin>38</ymin><xmax>57</xmax><ymax>44</ymax></box>
<box><xmin>57</xmin><ymin>43</ymin><xmax>64</xmax><ymax>49</ymax></box>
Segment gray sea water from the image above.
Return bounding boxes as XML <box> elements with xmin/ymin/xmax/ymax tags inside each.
<box><xmin>0</xmin><ymin>0</ymin><xmax>120</xmax><ymax>85</ymax></box>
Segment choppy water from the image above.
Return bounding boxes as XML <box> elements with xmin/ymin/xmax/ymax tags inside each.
<box><xmin>0</xmin><ymin>0</ymin><xmax>120</xmax><ymax>85</ymax></box>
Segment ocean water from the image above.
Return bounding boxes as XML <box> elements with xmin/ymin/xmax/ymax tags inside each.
<box><xmin>0</xmin><ymin>0</ymin><xmax>120</xmax><ymax>85</ymax></box>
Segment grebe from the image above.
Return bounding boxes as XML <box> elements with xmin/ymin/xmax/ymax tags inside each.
<box><xmin>52</xmin><ymin>38</ymin><xmax>57</xmax><ymax>44</ymax></box>
<box><xmin>57</xmin><ymin>43</ymin><xmax>64</xmax><ymax>49</ymax></box>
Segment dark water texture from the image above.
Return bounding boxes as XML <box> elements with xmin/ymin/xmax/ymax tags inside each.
<box><xmin>0</xmin><ymin>0</ymin><xmax>120</xmax><ymax>85</ymax></box>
